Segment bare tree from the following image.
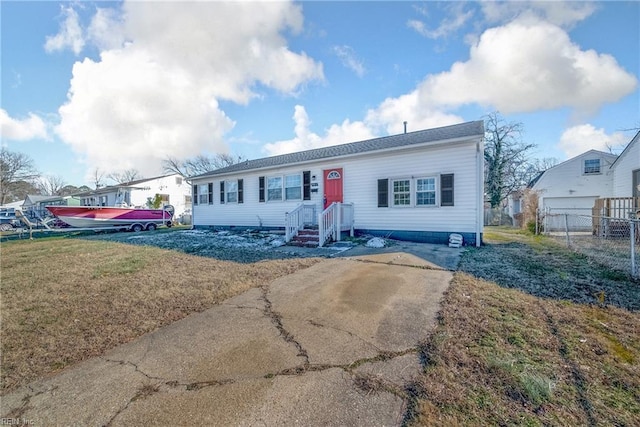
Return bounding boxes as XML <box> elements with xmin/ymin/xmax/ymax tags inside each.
<box><xmin>162</xmin><ymin>153</ymin><xmax>245</xmax><ymax>178</ymax></box>
<box><xmin>484</xmin><ymin>112</ymin><xmax>536</xmax><ymax>208</ymax></box>
<box><xmin>0</xmin><ymin>148</ymin><xmax>40</xmax><ymax>204</ymax></box>
<box><xmin>37</xmin><ymin>175</ymin><xmax>67</xmax><ymax>196</ymax></box>
<box><xmin>91</xmin><ymin>168</ymin><xmax>107</xmax><ymax>189</ymax></box>
<box><xmin>108</xmin><ymin>169</ymin><xmax>142</xmax><ymax>184</ymax></box>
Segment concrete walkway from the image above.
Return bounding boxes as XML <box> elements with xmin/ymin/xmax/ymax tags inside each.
<box><xmin>1</xmin><ymin>250</ymin><xmax>458</xmax><ymax>426</ymax></box>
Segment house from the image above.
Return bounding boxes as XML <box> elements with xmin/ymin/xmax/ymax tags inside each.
<box><xmin>531</xmin><ymin>149</ymin><xmax>618</xmax><ymax>217</ymax></box>
<box><xmin>22</xmin><ymin>194</ymin><xmax>80</xmax><ymax>222</ymax></box>
<box><xmin>74</xmin><ymin>173</ymin><xmax>192</xmax><ymax>218</ymax></box>
<box><xmin>190</xmin><ymin>121</ymin><xmax>485</xmax><ymax>246</ymax></box>
<box><xmin>611</xmin><ymin>130</ymin><xmax>640</xmax><ymax>199</ymax></box>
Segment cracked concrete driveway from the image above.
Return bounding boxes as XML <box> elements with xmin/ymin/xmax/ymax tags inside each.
<box><xmin>1</xmin><ymin>251</ymin><xmax>456</xmax><ymax>426</ymax></box>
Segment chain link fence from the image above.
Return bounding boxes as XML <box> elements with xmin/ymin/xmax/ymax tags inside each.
<box><xmin>540</xmin><ymin>211</ymin><xmax>639</xmax><ymax>278</ymax></box>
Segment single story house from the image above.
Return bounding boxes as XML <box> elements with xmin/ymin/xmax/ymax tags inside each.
<box><xmin>190</xmin><ymin>121</ymin><xmax>485</xmax><ymax>246</ymax></box>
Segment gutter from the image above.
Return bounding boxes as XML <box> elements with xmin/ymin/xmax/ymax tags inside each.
<box><xmin>476</xmin><ymin>137</ymin><xmax>484</xmax><ymax>247</ymax></box>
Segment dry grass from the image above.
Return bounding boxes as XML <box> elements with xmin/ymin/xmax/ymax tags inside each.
<box><xmin>0</xmin><ymin>236</ymin><xmax>319</xmax><ymax>393</ymax></box>
<box><xmin>413</xmin><ymin>228</ymin><xmax>640</xmax><ymax>426</ymax></box>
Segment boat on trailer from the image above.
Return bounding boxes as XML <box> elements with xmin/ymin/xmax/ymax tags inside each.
<box><xmin>45</xmin><ymin>205</ymin><xmax>174</xmax><ymax>231</ymax></box>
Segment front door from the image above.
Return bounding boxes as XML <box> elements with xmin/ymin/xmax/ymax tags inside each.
<box><xmin>323</xmin><ymin>168</ymin><xmax>343</xmax><ymax>209</ymax></box>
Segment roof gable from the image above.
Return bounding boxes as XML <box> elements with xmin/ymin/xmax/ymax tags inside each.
<box><xmin>611</xmin><ymin>130</ymin><xmax>640</xmax><ymax>168</ymax></box>
<box><xmin>192</xmin><ymin>121</ymin><xmax>484</xmax><ymax>179</ymax></box>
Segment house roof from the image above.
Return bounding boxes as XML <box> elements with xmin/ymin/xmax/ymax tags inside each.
<box><xmin>73</xmin><ymin>173</ymin><xmax>182</xmax><ymax>197</ymax></box>
<box><xmin>192</xmin><ymin>120</ymin><xmax>484</xmax><ymax>179</ymax></box>
<box><xmin>611</xmin><ymin>130</ymin><xmax>640</xmax><ymax>168</ymax></box>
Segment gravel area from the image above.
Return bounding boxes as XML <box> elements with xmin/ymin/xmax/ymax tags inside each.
<box><xmin>78</xmin><ymin>228</ymin><xmax>358</xmax><ymax>263</ymax></box>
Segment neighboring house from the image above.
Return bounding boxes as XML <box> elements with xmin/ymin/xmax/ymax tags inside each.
<box><xmin>75</xmin><ymin>174</ymin><xmax>192</xmax><ymax>218</ymax></box>
<box><xmin>190</xmin><ymin>121</ymin><xmax>485</xmax><ymax>246</ymax></box>
<box><xmin>532</xmin><ymin>149</ymin><xmax>618</xmax><ymax>216</ymax></box>
<box><xmin>22</xmin><ymin>194</ymin><xmax>80</xmax><ymax>221</ymax></box>
<box><xmin>611</xmin><ymin>130</ymin><xmax>640</xmax><ymax>199</ymax></box>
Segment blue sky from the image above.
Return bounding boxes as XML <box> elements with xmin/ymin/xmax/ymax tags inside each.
<box><xmin>1</xmin><ymin>1</ymin><xmax>638</xmax><ymax>188</ymax></box>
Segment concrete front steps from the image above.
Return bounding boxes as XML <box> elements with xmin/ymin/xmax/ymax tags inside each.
<box><xmin>288</xmin><ymin>228</ymin><xmax>322</xmax><ymax>247</ymax></box>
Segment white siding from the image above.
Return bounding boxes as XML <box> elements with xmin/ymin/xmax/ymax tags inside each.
<box><xmin>533</xmin><ymin>151</ymin><xmax>617</xmax><ymax>212</ymax></box>
<box><xmin>612</xmin><ymin>136</ymin><xmax>640</xmax><ymax>197</ymax></box>
<box><xmin>128</xmin><ymin>175</ymin><xmax>192</xmax><ymax>217</ymax></box>
<box><xmin>192</xmin><ymin>139</ymin><xmax>481</xmax><ymax>235</ymax></box>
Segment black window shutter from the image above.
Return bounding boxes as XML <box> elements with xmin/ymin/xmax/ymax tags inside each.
<box><xmin>377</xmin><ymin>179</ymin><xmax>389</xmax><ymax>208</ymax></box>
<box><xmin>193</xmin><ymin>185</ymin><xmax>198</xmax><ymax>205</ymax></box>
<box><xmin>303</xmin><ymin>171</ymin><xmax>311</xmax><ymax>201</ymax></box>
<box><xmin>259</xmin><ymin>176</ymin><xmax>265</xmax><ymax>202</ymax></box>
<box><xmin>219</xmin><ymin>181</ymin><xmax>225</xmax><ymax>204</ymax></box>
<box><xmin>441</xmin><ymin>174</ymin><xmax>454</xmax><ymax>206</ymax></box>
<box><xmin>238</xmin><ymin>179</ymin><xmax>243</xmax><ymax>204</ymax></box>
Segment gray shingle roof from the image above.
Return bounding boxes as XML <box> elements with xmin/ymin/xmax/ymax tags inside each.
<box><xmin>193</xmin><ymin>120</ymin><xmax>484</xmax><ymax>179</ymax></box>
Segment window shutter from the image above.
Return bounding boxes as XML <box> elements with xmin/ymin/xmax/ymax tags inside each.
<box><xmin>219</xmin><ymin>181</ymin><xmax>225</xmax><ymax>204</ymax></box>
<box><xmin>303</xmin><ymin>171</ymin><xmax>311</xmax><ymax>200</ymax></box>
<box><xmin>377</xmin><ymin>179</ymin><xmax>389</xmax><ymax>208</ymax></box>
<box><xmin>440</xmin><ymin>174</ymin><xmax>454</xmax><ymax>206</ymax></box>
<box><xmin>259</xmin><ymin>176</ymin><xmax>265</xmax><ymax>202</ymax></box>
<box><xmin>238</xmin><ymin>179</ymin><xmax>243</xmax><ymax>204</ymax></box>
<box><xmin>193</xmin><ymin>185</ymin><xmax>198</xmax><ymax>206</ymax></box>
<box><xmin>208</xmin><ymin>183</ymin><xmax>214</xmax><ymax>205</ymax></box>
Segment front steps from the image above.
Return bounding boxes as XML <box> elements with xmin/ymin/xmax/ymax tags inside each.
<box><xmin>288</xmin><ymin>228</ymin><xmax>322</xmax><ymax>247</ymax></box>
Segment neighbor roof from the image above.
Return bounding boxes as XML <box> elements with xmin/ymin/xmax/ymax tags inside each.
<box><xmin>192</xmin><ymin>120</ymin><xmax>484</xmax><ymax>179</ymax></box>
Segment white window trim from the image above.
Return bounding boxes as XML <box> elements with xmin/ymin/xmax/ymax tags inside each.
<box><xmin>415</xmin><ymin>176</ymin><xmax>438</xmax><ymax>207</ymax></box>
<box><xmin>389</xmin><ymin>176</ymin><xmax>439</xmax><ymax>208</ymax></box>
<box><xmin>583</xmin><ymin>158</ymin><xmax>601</xmax><ymax>175</ymax></box>
<box><xmin>285</xmin><ymin>173</ymin><xmax>303</xmax><ymax>201</ymax></box>
<box><xmin>225</xmin><ymin>180</ymin><xmax>238</xmax><ymax>204</ymax></box>
<box><xmin>198</xmin><ymin>184</ymin><xmax>209</xmax><ymax>205</ymax></box>
<box><xmin>266</xmin><ymin>176</ymin><xmax>283</xmax><ymax>202</ymax></box>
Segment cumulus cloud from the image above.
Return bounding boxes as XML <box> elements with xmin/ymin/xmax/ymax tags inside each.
<box><xmin>44</xmin><ymin>6</ymin><xmax>85</xmax><ymax>55</ymax></box>
<box><xmin>0</xmin><ymin>109</ymin><xmax>48</xmax><ymax>141</ymax></box>
<box><xmin>558</xmin><ymin>124</ymin><xmax>629</xmax><ymax>157</ymax></box>
<box><xmin>263</xmin><ymin>106</ymin><xmax>376</xmax><ymax>156</ymax></box>
<box><xmin>332</xmin><ymin>45</ymin><xmax>365</xmax><ymax>77</ymax></box>
<box><xmin>412</xmin><ymin>18</ymin><xmax>636</xmax><ymax>116</ymax></box>
<box><xmin>53</xmin><ymin>1</ymin><xmax>324</xmax><ymax>177</ymax></box>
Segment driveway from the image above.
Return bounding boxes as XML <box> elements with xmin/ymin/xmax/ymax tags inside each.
<box><xmin>1</xmin><ymin>251</ymin><xmax>456</xmax><ymax>426</ymax></box>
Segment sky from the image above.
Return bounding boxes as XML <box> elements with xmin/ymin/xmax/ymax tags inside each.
<box><xmin>1</xmin><ymin>0</ymin><xmax>639</xmax><ymax>188</ymax></box>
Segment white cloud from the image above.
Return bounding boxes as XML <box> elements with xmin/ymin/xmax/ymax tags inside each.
<box><xmin>54</xmin><ymin>1</ymin><xmax>324</xmax><ymax>177</ymax></box>
<box><xmin>263</xmin><ymin>106</ymin><xmax>376</xmax><ymax>156</ymax></box>
<box><xmin>481</xmin><ymin>1</ymin><xmax>597</xmax><ymax>29</ymax></box>
<box><xmin>332</xmin><ymin>45</ymin><xmax>365</xmax><ymax>77</ymax></box>
<box><xmin>416</xmin><ymin>18</ymin><xmax>637</xmax><ymax>116</ymax></box>
<box><xmin>44</xmin><ymin>6</ymin><xmax>85</xmax><ymax>55</ymax></box>
<box><xmin>408</xmin><ymin>3</ymin><xmax>473</xmax><ymax>39</ymax></box>
<box><xmin>0</xmin><ymin>109</ymin><xmax>48</xmax><ymax>141</ymax></box>
<box><xmin>558</xmin><ymin>124</ymin><xmax>628</xmax><ymax>157</ymax></box>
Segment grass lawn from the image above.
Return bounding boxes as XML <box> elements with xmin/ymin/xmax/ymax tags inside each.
<box><xmin>0</xmin><ymin>235</ymin><xmax>319</xmax><ymax>393</ymax></box>
<box><xmin>413</xmin><ymin>227</ymin><xmax>640</xmax><ymax>426</ymax></box>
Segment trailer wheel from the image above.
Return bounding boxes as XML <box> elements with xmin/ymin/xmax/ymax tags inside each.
<box><xmin>166</xmin><ymin>221</ymin><xmax>172</xmax><ymax>228</ymax></box>
<box><xmin>146</xmin><ymin>223</ymin><xmax>157</xmax><ymax>231</ymax></box>
<box><xmin>131</xmin><ymin>224</ymin><xmax>143</xmax><ymax>232</ymax></box>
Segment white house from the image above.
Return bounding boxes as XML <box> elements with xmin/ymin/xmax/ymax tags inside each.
<box><xmin>611</xmin><ymin>131</ymin><xmax>640</xmax><ymax>199</ymax></box>
<box><xmin>76</xmin><ymin>174</ymin><xmax>192</xmax><ymax>218</ymax></box>
<box><xmin>190</xmin><ymin>121</ymin><xmax>485</xmax><ymax>246</ymax></box>
<box><xmin>532</xmin><ymin>149</ymin><xmax>618</xmax><ymax>216</ymax></box>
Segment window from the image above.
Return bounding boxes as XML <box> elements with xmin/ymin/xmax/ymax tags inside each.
<box><xmin>226</xmin><ymin>180</ymin><xmax>238</xmax><ymax>203</ymax></box>
<box><xmin>584</xmin><ymin>159</ymin><xmax>600</xmax><ymax>174</ymax></box>
<box><xmin>285</xmin><ymin>174</ymin><xmax>302</xmax><ymax>200</ymax></box>
<box><xmin>440</xmin><ymin>174</ymin><xmax>454</xmax><ymax>206</ymax></box>
<box><xmin>175</xmin><ymin>177</ymin><xmax>183</xmax><ymax>185</ymax></box>
<box><xmin>198</xmin><ymin>184</ymin><xmax>209</xmax><ymax>205</ymax></box>
<box><xmin>416</xmin><ymin>178</ymin><xmax>436</xmax><ymax>206</ymax></box>
<box><xmin>392</xmin><ymin>179</ymin><xmax>411</xmax><ymax>206</ymax></box>
<box><xmin>267</xmin><ymin>176</ymin><xmax>283</xmax><ymax>201</ymax></box>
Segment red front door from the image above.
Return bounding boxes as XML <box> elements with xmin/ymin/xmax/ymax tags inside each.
<box><xmin>323</xmin><ymin>168</ymin><xmax>343</xmax><ymax>209</ymax></box>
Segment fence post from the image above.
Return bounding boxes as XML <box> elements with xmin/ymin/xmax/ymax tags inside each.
<box><xmin>631</xmin><ymin>219</ymin><xmax>637</xmax><ymax>278</ymax></box>
<box><xmin>564</xmin><ymin>213</ymin><xmax>571</xmax><ymax>247</ymax></box>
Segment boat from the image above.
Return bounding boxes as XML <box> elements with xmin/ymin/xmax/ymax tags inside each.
<box><xmin>45</xmin><ymin>205</ymin><xmax>174</xmax><ymax>231</ymax></box>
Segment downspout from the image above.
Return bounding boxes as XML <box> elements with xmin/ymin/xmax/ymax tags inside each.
<box><xmin>476</xmin><ymin>137</ymin><xmax>484</xmax><ymax>247</ymax></box>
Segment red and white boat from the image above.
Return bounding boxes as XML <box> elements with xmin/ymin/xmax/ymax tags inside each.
<box><xmin>45</xmin><ymin>205</ymin><xmax>174</xmax><ymax>231</ymax></box>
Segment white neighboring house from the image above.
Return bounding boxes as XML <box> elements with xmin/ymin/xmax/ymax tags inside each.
<box><xmin>611</xmin><ymin>131</ymin><xmax>640</xmax><ymax>199</ymax></box>
<box><xmin>76</xmin><ymin>174</ymin><xmax>192</xmax><ymax>218</ymax></box>
<box><xmin>532</xmin><ymin>150</ymin><xmax>618</xmax><ymax>216</ymax></box>
<box><xmin>190</xmin><ymin>121</ymin><xmax>485</xmax><ymax>246</ymax></box>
